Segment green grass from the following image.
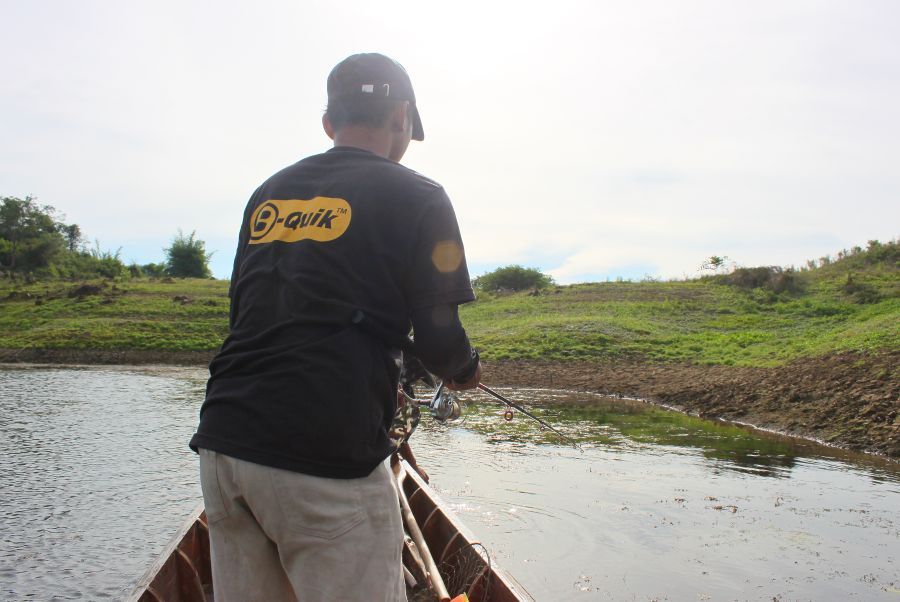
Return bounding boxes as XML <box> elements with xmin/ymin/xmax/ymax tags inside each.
<box><xmin>0</xmin><ymin>279</ymin><xmax>229</xmax><ymax>351</ymax></box>
<box><xmin>0</xmin><ymin>246</ymin><xmax>897</xmax><ymax>367</ymax></box>
<box><xmin>460</xmin><ymin>278</ymin><xmax>898</xmax><ymax>366</ymax></box>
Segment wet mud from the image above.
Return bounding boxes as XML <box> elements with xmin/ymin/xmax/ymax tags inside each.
<box><xmin>485</xmin><ymin>351</ymin><xmax>899</xmax><ymax>459</ymax></box>
<box><xmin>2</xmin><ymin>347</ymin><xmax>897</xmax><ymax>458</ymax></box>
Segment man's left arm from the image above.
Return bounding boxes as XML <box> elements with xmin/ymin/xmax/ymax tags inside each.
<box><xmin>404</xmin><ymin>187</ymin><xmax>481</xmax><ymax>390</ymax></box>
<box><xmin>410</xmin><ymin>303</ymin><xmax>481</xmax><ymax>390</ymax></box>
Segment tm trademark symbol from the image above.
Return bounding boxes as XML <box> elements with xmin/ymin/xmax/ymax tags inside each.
<box><xmin>337</xmin><ymin>208</ymin><xmax>348</xmax><ymax>214</ymax></box>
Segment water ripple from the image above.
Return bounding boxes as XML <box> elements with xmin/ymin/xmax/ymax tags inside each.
<box><xmin>0</xmin><ymin>366</ymin><xmax>207</xmax><ymax>601</ymax></box>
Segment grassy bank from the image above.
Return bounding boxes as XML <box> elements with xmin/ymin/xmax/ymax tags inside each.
<box><xmin>0</xmin><ymin>279</ymin><xmax>229</xmax><ymax>352</ymax></box>
<box><xmin>465</xmin><ymin>278</ymin><xmax>897</xmax><ymax>367</ymax></box>
<box><xmin>1</xmin><ymin>244</ymin><xmax>897</xmax><ymax>368</ymax></box>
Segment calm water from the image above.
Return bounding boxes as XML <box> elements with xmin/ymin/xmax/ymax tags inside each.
<box><xmin>1</xmin><ymin>367</ymin><xmax>897</xmax><ymax>601</ymax></box>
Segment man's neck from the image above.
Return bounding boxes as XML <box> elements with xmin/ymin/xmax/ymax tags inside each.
<box><xmin>332</xmin><ymin>127</ymin><xmax>392</xmax><ymax>160</ymax></box>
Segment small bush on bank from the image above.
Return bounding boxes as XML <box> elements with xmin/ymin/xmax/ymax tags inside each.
<box><xmin>165</xmin><ymin>230</ymin><xmax>213</xmax><ymax>278</ymax></box>
<box><xmin>473</xmin><ymin>265</ymin><xmax>554</xmax><ymax>292</ymax></box>
<box><xmin>128</xmin><ymin>262</ymin><xmax>167</xmax><ymax>278</ymax></box>
<box><xmin>717</xmin><ymin>266</ymin><xmax>802</xmax><ymax>295</ymax></box>
<box><xmin>841</xmin><ymin>273</ymin><xmax>881</xmax><ymax>304</ymax></box>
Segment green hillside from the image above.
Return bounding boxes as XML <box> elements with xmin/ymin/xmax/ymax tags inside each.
<box><xmin>1</xmin><ymin>242</ymin><xmax>897</xmax><ymax>368</ymax></box>
<box><xmin>465</xmin><ymin>243</ymin><xmax>898</xmax><ymax>366</ymax></box>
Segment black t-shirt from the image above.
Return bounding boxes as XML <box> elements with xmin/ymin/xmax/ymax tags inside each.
<box><xmin>189</xmin><ymin>147</ymin><xmax>475</xmax><ymax>478</ymax></box>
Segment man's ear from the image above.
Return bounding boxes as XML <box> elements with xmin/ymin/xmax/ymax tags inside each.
<box><xmin>322</xmin><ymin>114</ymin><xmax>335</xmax><ymax>140</ymax></box>
<box><xmin>391</xmin><ymin>101</ymin><xmax>410</xmax><ymax>132</ymax></box>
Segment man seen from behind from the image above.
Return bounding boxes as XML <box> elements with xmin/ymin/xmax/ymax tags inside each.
<box><xmin>189</xmin><ymin>52</ymin><xmax>482</xmax><ymax>602</ymax></box>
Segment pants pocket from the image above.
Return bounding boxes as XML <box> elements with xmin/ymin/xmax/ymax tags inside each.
<box><xmin>198</xmin><ymin>448</ymin><xmax>229</xmax><ymax>524</ymax></box>
<box><xmin>269</xmin><ymin>468</ymin><xmax>366</xmax><ymax>540</ymax></box>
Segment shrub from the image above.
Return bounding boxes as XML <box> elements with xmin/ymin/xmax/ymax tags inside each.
<box><xmin>473</xmin><ymin>265</ymin><xmax>554</xmax><ymax>292</ymax></box>
<box><xmin>863</xmin><ymin>240</ymin><xmax>899</xmax><ymax>266</ymax></box>
<box><xmin>164</xmin><ymin>230</ymin><xmax>213</xmax><ymax>278</ymax></box>
<box><xmin>128</xmin><ymin>262</ymin><xmax>144</xmax><ymax>278</ymax></box>
<box><xmin>841</xmin><ymin>273</ymin><xmax>881</xmax><ymax>304</ymax></box>
<box><xmin>134</xmin><ymin>262</ymin><xmax>167</xmax><ymax>278</ymax></box>
<box><xmin>46</xmin><ymin>247</ymin><xmax>127</xmax><ymax>279</ymax></box>
<box><xmin>718</xmin><ymin>266</ymin><xmax>802</xmax><ymax>295</ymax></box>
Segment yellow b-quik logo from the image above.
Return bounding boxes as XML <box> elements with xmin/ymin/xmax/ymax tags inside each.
<box><xmin>249</xmin><ymin>197</ymin><xmax>351</xmax><ymax>244</ymax></box>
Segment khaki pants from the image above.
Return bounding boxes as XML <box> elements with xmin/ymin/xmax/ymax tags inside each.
<box><xmin>198</xmin><ymin>449</ymin><xmax>406</xmax><ymax>602</ymax></box>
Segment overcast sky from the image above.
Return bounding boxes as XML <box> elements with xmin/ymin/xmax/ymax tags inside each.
<box><xmin>2</xmin><ymin>1</ymin><xmax>898</xmax><ymax>281</ymax></box>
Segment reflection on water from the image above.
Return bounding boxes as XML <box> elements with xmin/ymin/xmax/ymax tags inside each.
<box><xmin>449</xmin><ymin>387</ymin><xmax>897</xmax><ymax>481</ymax></box>
<box><xmin>1</xmin><ymin>369</ymin><xmax>898</xmax><ymax>601</ymax></box>
<box><xmin>558</xmin><ymin>402</ymin><xmax>803</xmax><ymax>478</ymax></box>
<box><xmin>418</xmin><ymin>386</ymin><xmax>900</xmax><ymax>600</ymax></box>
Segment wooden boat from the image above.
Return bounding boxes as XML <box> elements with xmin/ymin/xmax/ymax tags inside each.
<box><xmin>129</xmin><ymin>460</ymin><xmax>534</xmax><ymax>602</ymax></box>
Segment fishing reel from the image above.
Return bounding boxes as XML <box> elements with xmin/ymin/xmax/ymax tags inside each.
<box><xmin>428</xmin><ymin>382</ymin><xmax>462</xmax><ymax>422</ymax></box>
<box><xmin>400</xmin><ymin>353</ymin><xmax>578</xmax><ymax>447</ymax></box>
<box><xmin>399</xmin><ymin>353</ymin><xmax>464</xmax><ymax>425</ymax></box>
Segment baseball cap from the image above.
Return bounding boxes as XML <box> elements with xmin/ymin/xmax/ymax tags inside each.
<box><xmin>327</xmin><ymin>53</ymin><xmax>425</xmax><ymax>141</ymax></box>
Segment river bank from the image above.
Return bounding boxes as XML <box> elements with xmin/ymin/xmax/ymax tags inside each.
<box><xmin>2</xmin><ymin>348</ymin><xmax>896</xmax><ymax>459</ymax></box>
<box><xmin>485</xmin><ymin>351</ymin><xmax>899</xmax><ymax>459</ymax></box>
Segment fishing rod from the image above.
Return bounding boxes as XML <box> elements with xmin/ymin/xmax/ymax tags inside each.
<box><xmin>476</xmin><ymin>383</ymin><xmax>581</xmax><ymax>450</ymax></box>
<box><xmin>426</xmin><ymin>380</ymin><xmax>581</xmax><ymax>450</ymax></box>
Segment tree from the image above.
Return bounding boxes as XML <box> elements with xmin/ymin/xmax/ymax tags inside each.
<box><xmin>61</xmin><ymin>223</ymin><xmax>83</xmax><ymax>252</ymax></box>
<box><xmin>0</xmin><ymin>195</ymin><xmax>129</xmax><ymax>279</ymax></box>
<box><xmin>472</xmin><ymin>265</ymin><xmax>554</xmax><ymax>292</ymax></box>
<box><xmin>164</xmin><ymin>230</ymin><xmax>214</xmax><ymax>278</ymax></box>
<box><xmin>0</xmin><ymin>196</ymin><xmax>65</xmax><ymax>272</ymax></box>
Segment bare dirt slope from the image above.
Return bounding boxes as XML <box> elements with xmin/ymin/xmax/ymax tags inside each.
<box><xmin>485</xmin><ymin>351</ymin><xmax>899</xmax><ymax>458</ymax></box>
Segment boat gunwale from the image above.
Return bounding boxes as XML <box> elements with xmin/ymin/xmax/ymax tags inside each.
<box><xmin>127</xmin><ymin>503</ymin><xmax>207</xmax><ymax>602</ymax></box>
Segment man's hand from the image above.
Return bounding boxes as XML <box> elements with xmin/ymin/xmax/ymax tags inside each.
<box><xmin>446</xmin><ymin>360</ymin><xmax>482</xmax><ymax>391</ymax></box>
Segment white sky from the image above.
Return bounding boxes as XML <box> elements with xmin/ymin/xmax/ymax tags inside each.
<box><xmin>2</xmin><ymin>1</ymin><xmax>898</xmax><ymax>281</ymax></box>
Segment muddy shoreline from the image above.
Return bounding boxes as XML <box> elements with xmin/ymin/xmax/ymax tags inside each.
<box><xmin>2</xmin><ymin>347</ymin><xmax>897</xmax><ymax>459</ymax></box>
